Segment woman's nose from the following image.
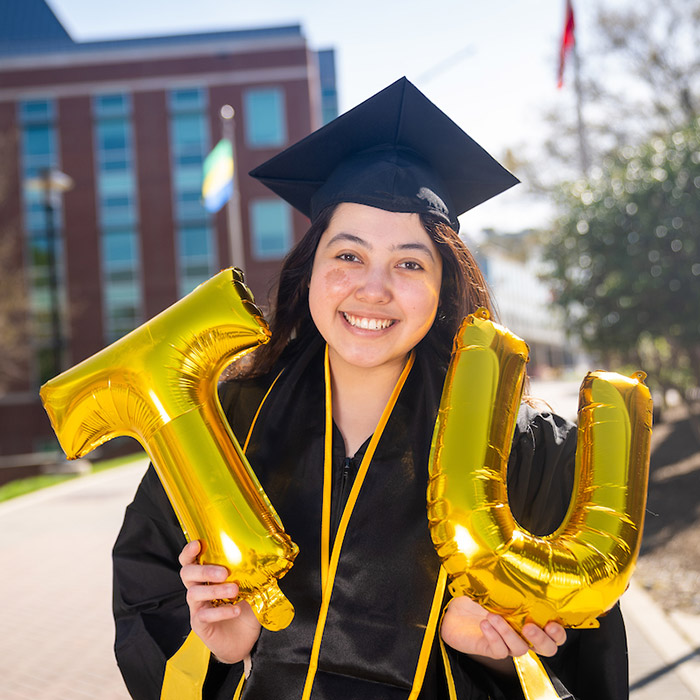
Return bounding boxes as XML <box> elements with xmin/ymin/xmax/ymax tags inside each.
<box><xmin>355</xmin><ymin>266</ymin><xmax>391</xmax><ymax>303</ymax></box>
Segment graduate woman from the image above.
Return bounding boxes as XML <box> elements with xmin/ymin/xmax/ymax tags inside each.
<box><xmin>113</xmin><ymin>78</ymin><xmax>628</xmax><ymax>699</ymax></box>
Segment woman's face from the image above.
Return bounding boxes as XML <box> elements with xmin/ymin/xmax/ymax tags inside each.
<box><xmin>309</xmin><ymin>202</ymin><xmax>442</xmax><ymax>376</ymax></box>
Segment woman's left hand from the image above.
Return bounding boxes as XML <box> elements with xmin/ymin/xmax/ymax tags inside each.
<box><xmin>440</xmin><ymin>596</ymin><xmax>566</xmax><ymax>667</ymax></box>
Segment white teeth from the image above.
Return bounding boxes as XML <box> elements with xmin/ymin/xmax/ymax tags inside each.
<box><xmin>343</xmin><ymin>312</ymin><xmax>395</xmax><ymax>330</ymax></box>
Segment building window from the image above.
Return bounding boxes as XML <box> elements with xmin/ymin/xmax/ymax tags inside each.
<box><xmin>250</xmin><ymin>199</ymin><xmax>292</xmax><ymax>260</ymax></box>
<box><xmin>178</xmin><ymin>224</ymin><xmax>214</xmax><ymax>295</ymax></box>
<box><xmin>244</xmin><ymin>87</ymin><xmax>287</xmax><ymax>148</ymax></box>
<box><xmin>94</xmin><ymin>93</ymin><xmax>131</xmax><ymax>118</ymax></box>
<box><xmin>169</xmin><ymin>88</ymin><xmax>205</xmax><ymax>113</ymax></box>
<box><xmin>93</xmin><ymin>92</ymin><xmax>142</xmax><ymax>343</ymax></box>
<box><xmin>168</xmin><ymin>87</ymin><xmax>216</xmax><ymax>296</ymax></box>
<box><xmin>19</xmin><ymin>99</ymin><xmax>55</xmax><ymax>123</ymax></box>
<box><xmin>17</xmin><ymin>97</ymin><xmax>65</xmax><ymax>384</ymax></box>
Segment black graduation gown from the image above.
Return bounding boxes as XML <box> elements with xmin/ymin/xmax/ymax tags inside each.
<box><xmin>112</xmin><ymin>341</ymin><xmax>629</xmax><ymax>700</ymax></box>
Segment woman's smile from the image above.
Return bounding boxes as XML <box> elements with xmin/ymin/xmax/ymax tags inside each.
<box><xmin>341</xmin><ymin>311</ymin><xmax>397</xmax><ymax>331</ymax></box>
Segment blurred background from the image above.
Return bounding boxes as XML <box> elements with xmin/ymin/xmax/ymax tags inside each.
<box><xmin>0</xmin><ymin>0</ymin><xmax>699</xmax><ymax>695</ymax></box>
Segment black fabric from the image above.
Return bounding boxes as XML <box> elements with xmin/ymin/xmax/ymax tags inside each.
<box><xmin>249</xmin><ymin>78</ymin><xmax>519</xmax><ymax>232</ymax></box>
<box><xmin>112</xmin><ymin>342</ymin><xmax>629</xmax><ymax>700</ymax></box>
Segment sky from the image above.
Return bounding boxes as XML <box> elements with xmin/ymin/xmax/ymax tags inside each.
<box><xmin>46</xmin><ymin>0</ymin><xmax>600</xmax><ymax>235</ymax></box>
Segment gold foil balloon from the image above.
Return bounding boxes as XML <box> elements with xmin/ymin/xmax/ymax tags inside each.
<box><xmin>40</xmin><ymin>268</ymin><xmax>298</xmax><ymax>631</ymax></box>
<box><xmin>428</xmin><ymin>308</ymin><xmax>652</xmax><ymax>699</ymax></box>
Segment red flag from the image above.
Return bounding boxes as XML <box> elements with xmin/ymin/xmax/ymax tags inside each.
<box><xmin>557</xmin><ymin>0</ymin><xmax>575</xmax><ymax>88</ymax></box>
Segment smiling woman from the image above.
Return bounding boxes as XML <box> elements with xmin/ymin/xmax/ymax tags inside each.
<box><xmin>112</xmin><ymin>78</ymin><xmax>629</xmax><ymax>700</ymax></box>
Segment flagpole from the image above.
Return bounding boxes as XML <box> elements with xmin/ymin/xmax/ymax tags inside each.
<box><xmin>571</xmin><ymin>30</ymin><xmax>590</xmax><ymax>176</ymax></box>
<box><xmin>219</xmin><ymin>105</ymin><xmax>245</xmax><ymax>269</ymax></box>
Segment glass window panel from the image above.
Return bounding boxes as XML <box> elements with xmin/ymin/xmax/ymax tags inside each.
<box><xmin>100</xmin><ymin>204</ymin><xmax>136</xmax><ymax>228</ymax></box>
<box><xmin>172</xmin><ymin>114</ymin><xmax>207</xmax><ymax>150</ymax></box>
<box><xmin>244</xmin><ymin>88</ymin><xmax>286</xmax><ymax>147</ymax></box>
<box><xmin>174</xmin><ymin>166</ymin><xmax>204</xmax><ymax>192</ymax></box>
<box><xmin>107</xmin><ymin>268</ymin><xmax>137</xmax><ymax>283</ymax></box>
<box><xmin>102</xmin><ymin>194</ymin><xmax>131</xmax><ymax>208</ymax></box>
<box><xmin>176</xmin><ymin>153</ymin><xmax>204</xmax><ymax>167</ymax></box>
<box><xmin>22</xmin><ymin>162</ymin><xmax>54</xmax><ymax>180</ymax></box>
<box><xmin>105</xmin><ymin>282</ymin><xmax>139</xmax><ymax>307</ymax></box>
<box><xmin>19</xmin><ymin>99</ymin><xmax>54</xmax><ymax>123</ymax></box>
<box><xmin>176</xmin><ymin>199</ymin><xmax>206</xmax><ymax>222</ymax></box>
<box><xmin>22</xmin><ymin>125</ymin><xmax>54</xmax><ymax>157</ymax></box>
<box><xmin>99</xmin><ymin>150</ymin><xmax>131</xmax><ymax>168</ymax></box>
<box><xmin>29</xmin><ymin>239</ymin><xmax>51</xmax><ymax>267</ymax></box>
<box><xmin>250</xmin><ymin>199</ymin><xmax>292</xmax><ymax>260</ymax></box>
<box><xmin>104</xmin><ymin>231</ymin><xmax>137</xmax><ymax>266</ymax></box>
<box><xmin>30</xmin><ymin>287</ymin><xmax>52</xmax><ymax>310</ymax></box>
<box><xmin>97</xmin><ymin>120</ymin><xmax>130</xmax><ymax>151</ymax></box>
<box><xmin>25</xmin><ymin>197</ymin><xmax>45</xmax><ymax>213</ymax></box>
<box><xmin>24</xmin><ymin>206</ymin><xmax>48</xmax><ymax>232</ymax></box>
<box><xmin>101</xmin><ymin>158</ymin><xmax>130</xmax><ymax>171</ymax></box>
<box><xmin>182</xmin><ymin>262</ymin><xmax>211</xmax><ymax>278</ymax></box>
<box><xmin>98</xmin><ymin>170</ymin><xmax>134</xmax><ymax>196</ymax></box>
<box><xmin>179</xmin><ymin>226</ymin><xmax>210</xmax><ymax>258</ymax></box>
<box><xmin>95</xmin><ymin>93</ymin><xmax>130</xmax><ymax>117</ymax></box>
<box><xmin>170</xmin><ymin>88</ymin><xmax>205</xmax><ymax>113</ymax></box>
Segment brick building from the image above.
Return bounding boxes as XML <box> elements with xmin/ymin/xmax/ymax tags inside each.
<box><xmin>0</xmin><ymin>0</ymin><xmax>337</xmax><ymax>455</ymax></box>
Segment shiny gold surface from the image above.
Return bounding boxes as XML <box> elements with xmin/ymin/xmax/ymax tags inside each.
<box><xmin>41</xmin><ymin>268</ymin><xmax>298</xmax><ymax>631</ymax></box>
<box><xmin>428</xmin><ymin>308</ymin><xmax>652</xmax><ymax>631</ymax></box>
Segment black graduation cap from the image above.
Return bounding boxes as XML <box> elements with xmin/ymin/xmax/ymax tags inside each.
<box><xmin>249</xmin><ymin>77</ymin><xmax>519</xmax><ymax>232</ymax></box>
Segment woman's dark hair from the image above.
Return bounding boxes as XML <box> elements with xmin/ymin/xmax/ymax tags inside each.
<box><xmin>247</xmin><ymin>204</ymin><xmax>495</xmax><ymax>376</ymax></box>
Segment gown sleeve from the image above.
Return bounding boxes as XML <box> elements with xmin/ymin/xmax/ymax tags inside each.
<box><xmin>112</xmin><ymin>464</ymin><xmax>192</xmax><ymax>699</ymax></box>
<box><xmin>443</xmin><ymin>404</ymin><xmax>629</xmax><ymax>700</ymax></box>
<box><xmin>111</xmin><ymin>378</ymin><xmax>258</xmax><ymax>699</ymax></box>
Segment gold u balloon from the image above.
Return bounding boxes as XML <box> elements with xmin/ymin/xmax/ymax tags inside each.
<box><xmin>40</xmin><ymin>268</ymin><xmax>298</xmax><ymax>631</ymax></box>
<box><xmin>428</xmin><ymin>308</ymin><xmax>652</xmax><ymax>699</ymax></box>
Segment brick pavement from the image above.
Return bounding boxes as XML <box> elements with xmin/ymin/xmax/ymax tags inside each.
<box><xmin>1</xmin><ymin>459</ymin><xmax>699</xmax><ymax>699</ymax></box>
<box><xmin>0</xmin><ymin>462</ymin><xmax>145</xmax><ymax>700</ymax></box>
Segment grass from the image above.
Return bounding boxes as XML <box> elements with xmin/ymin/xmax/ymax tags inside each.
<box><xmin>0</xmin><ymin>451</ymin><xmax>146</xmax><ymax>503</ymax></box>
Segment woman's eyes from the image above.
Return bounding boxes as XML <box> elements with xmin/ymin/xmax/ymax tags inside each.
<box><xmin>398</xmin><ymin>260</ymin><xmax>424</xmax><ymax>271</ymax></box>
<box><xmin>334</xmin><ymin>253</ymin><xmax>425</xmax><ymax>271</ymax></box>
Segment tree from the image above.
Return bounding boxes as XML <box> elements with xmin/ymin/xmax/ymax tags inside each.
<box><xmin>543</xmin><ymin>118</ymin><xmax>700</xmax><ymax>415</ymax></box>
<box><xmin>535</xmin><ymin>0</ymin><xmax>700</xmax><ymax>186</ymax></box>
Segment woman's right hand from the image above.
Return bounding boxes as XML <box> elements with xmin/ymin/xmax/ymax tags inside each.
<box><xmin>179</xmin><ymin>540</ymin><xmax>262</xmax><ymax>664</ymax></box>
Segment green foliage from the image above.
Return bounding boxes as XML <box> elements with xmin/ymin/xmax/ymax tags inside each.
<box><xmin>544</xmin><ymin>118</ymin><xmax>700</xmax><ymax>396</ymax></box>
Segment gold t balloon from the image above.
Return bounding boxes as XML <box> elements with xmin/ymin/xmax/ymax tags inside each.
<box><xmin>40</xmin><ymin>268</ymin><xmax>298</xmax><ymax>632</ymax></box>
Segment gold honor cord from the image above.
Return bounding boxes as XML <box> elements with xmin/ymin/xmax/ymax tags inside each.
<box><xmin>407</xmin><ymin>567</ymin><xmax>448</xmax><ymax>699</ymax></box>
<box><xmin>320</xmin><ymin>345</ymin><xmax>334</xmax><ymax>592</ymax></box>
<box><xmin>242</xmin><ymin>369</ymin><xmax>284</xmax><ymax>454</ymax></box>
<box><xmin>438</xmin><ymin>636</ymin><xmax>458</xmax><ymax>700</ymax></box>
<box><xmin>513</xmin><ymin>653</ymin><xmax>560</xmax><ymax>700</ymax></box>
<box><xmin>233</xmin><ymin>672</ymin><xmax>246</xmax><ymax>699</ymax></box>
<box><xmin>301</xmin><ymin>351</ymin><xmax>416</xmax><ymax>700</ymax></box>
<box><xmin>160</xmin><ymin>631</ymin><xmax>211</xmax><ymax>700</ymax></box>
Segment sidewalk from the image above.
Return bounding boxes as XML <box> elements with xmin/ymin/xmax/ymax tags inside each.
<box><xmin>0</xmin><ymin>461</ymin><xmax>144</xmax><ymax>700</ymax></box>
<box><xmin>1</xmin><ymin>460</ymin><xmax>699</xmax><ymax>699</ymax></box>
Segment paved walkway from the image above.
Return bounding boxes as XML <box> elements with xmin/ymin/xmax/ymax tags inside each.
<box><xmin>1</xmin><ymin>460</ymin><xmax>699</xmax><ymax>699</ymax></box>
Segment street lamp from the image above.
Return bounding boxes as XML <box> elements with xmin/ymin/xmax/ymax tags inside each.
<box><xmin>219</xmin><ymin>105</ymin><xmax>245</xmax><ymax>269</ymax></box>
<box><xmin>26</xmin><ymin>168</ymin><xmax>74</xmax><ymax>378</ymax></box>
